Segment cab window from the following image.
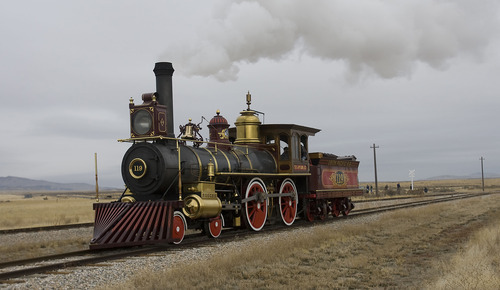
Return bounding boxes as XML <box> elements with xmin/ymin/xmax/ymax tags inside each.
<box><xmin>300</xmin><ymin>135</ymin><xmax>308</xmax><ymax>160</ymax></box>
<box><xmin>266</xmin><ymin>135</ymin><xmax>275</xmax><ymax>145</ymax></box>
<box><xmin>279</xmin><ymin>134</ymin><xmax>289</xmax><ymax>160</ymax></box>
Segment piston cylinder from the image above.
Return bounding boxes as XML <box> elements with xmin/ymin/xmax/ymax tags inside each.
<box><xmin>182</xmin><ymin>194</ymin><xmax>222</xmax><ymax>219</ymax></box>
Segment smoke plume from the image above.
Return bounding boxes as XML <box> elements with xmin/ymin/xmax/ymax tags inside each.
<box><xmin>164</xmin><ymin>0</ymin><xmax>499</xmax><ymax>81</ymax></box>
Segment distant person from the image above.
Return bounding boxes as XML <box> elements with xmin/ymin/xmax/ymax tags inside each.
<box><xmin>281</xmin><ymin>147</ymin><xmax>289</xmax><ymax>160</ymax></box>
<box><xmin>300</xmin><ymin>145</ymin><xmax>307</xmax><ymax>160</ymax></box>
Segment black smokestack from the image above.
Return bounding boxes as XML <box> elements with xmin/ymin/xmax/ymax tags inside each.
<box><xmin>153</xmin><ymin>62</ymin><xmax>175</xmax><ymax>137</ymax></box>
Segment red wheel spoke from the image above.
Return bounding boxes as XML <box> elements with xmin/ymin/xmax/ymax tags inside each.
<box><xmin>248</xmin><ymin>204</ymin><xmax>257</xmax><ymax>217</ymax></box>
<box><xmin>205</xmin><ymin>215</ymin><xmax>223</xmax><ymax>238</ymax></box>
<box><xmin>283</xmin><ymin>206</ymin><xmax>290</xmax><ymax>218</ymax></box>
<box><xmin>279</xmin><ymin>179</ymin><xmax>298</xmax><ymax>226</ymax></box>
<box><xmin>171</xmin><ymin>211</ymin><xmax>186</xmax><ymax>244</ymax></box>
<box><xmin>244</xmin><ymin>178</ymin><xmax>268</xmax><ymax>231</ymax></box>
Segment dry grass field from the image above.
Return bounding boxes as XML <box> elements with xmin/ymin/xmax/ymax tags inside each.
<box><xmin>0</xmin><ymin>191</ymin><xmax>120</xmax><ymax>261</ymax></box>
<box><xmin>360</xmin><ymin>178</ymin><xmax>500</xmax><ymax>197</ymax></box>
<box><xmin>109</xmin><ymin>193</ymin><xmax>500</xmax><ymax>289</ymax></box>
<box><xmin>0</xmin><ymin>191</ymin><xmax>120</xmax><ymax>230</ymax></box>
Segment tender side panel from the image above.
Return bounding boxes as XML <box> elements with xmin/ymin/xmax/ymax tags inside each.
<box><xmin>308</xmin><ymin>156</ymin><xmax>363</xmax><ymax>198</ymax></box>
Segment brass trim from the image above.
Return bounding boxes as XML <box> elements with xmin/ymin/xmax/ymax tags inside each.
<box><xmin>315</xmin><ymin>188</ymin><xmax>363</xmax><ymax>192</ymax></box>
<box><xmin>216</xmin><ymin>149</ymin><xmax>232</xmax><ymax>184</ymax></box>
<box><xmin>216</xmin><ymin>172</ymin><xmax>311</xmax><ymax>177</ymax></box>
<box><xmin>264</xmin><ymin>148</ymin><xmax>278</xmax><ymax>172</ymax></box>
<box><xmin>118</xmin><ymin>136</ymin><xmax>263</xmax><ymax>151</ymax></box>
<box><xmin>229</xmin><ymin>149</ymin><xmax>241</xmax><ymax>169</ymax></box>
<box><xmin>308</xmin><ymin>152</ymin><xmax>324</xmax><ymax>159</ymax></box>
<box><xmin>233</xmin><ymin>148</ymin><xmax>253</xmax><ymax>171</ymax></box>
<box><xmin>207</xmin><ymin>161</ymin><xmax>215</xmax><ymax>181</ymax></box>
<box><xmin>202</xmin><ymin>147</ymin><xmax>219</xmax><ymax>173</ymax></box>
<box><xmin>177</xmin><ymin>139</ymin><xmax>182</xmax><ymax>201</ymax></box>
<box><xmin>185</xmin><ymin>146</ymin><xmax>203</xmax><ymax>181</ymax></box>
<box><xmin>129</xmin><ymin>158</ymin><xmax>147</xmax><ymax>179</ymax></box>
<box><xmin>182</xmin><ymin>194</ymin><xmax>222</xmax><ymax>219</ymax></box>
<box><xmin>233</xmin><ymin>216</ymin><xmax>241</xmax><ymax>227</ymax></box>
<box><xmin>121</xmin><ymin>196</ymin><xmax>136</xmax><ymax>203</ymax></box>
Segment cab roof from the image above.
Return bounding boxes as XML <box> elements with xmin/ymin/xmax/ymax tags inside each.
<box><xmin>259</xmin><ymin>124</ymin><xmax>321</xmax><ymax>136</ymax></box>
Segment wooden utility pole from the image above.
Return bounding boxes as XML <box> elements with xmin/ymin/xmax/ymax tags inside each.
<box><xmin>370</xmin><ymin>143</ymin><xmax>379</xmax><ymax>195</ymax></box>
<box><xmin>95</xmin><ymin>152</ymin><xmax>99</xmax><ymax>201</ymax></box>
<box><xmin>480</xmin><ymin>156</ymin><xmax>485</xmax><ymax>192</ymax></box>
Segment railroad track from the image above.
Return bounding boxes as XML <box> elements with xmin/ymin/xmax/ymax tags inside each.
<box><xmin>0</xmin><ymin>223</ymin><xmax>93</xmax><ymax>235</ymax></box>
<box><xmin>0</xmin><ymin>192</ymin><xmax>476</xmax><ymax>235</ymax></box>
<box><xmin>0</xmin><ymin>228</ymin><xmax>247</xmax><ymax>283</ymax></box>
<box><xmin>350</xmin><ymin>192</ymin><xmax>475</xmax><ymax>215</ymax></box>
<box><xmin>0</xmin><ymin>191</ymin><xmax>495</xmax><ymax>284</ymax></box>
<box><xmin>353</xmin><ymin>192</ymin><xmax>470</xmax><ymax>203</ymax></box>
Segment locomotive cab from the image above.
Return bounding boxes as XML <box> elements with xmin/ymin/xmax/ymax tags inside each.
<box><xmin>227</xmin><ymin>92</ymin><xmax>320</xmax><ymax>174</ymax></box>
<box><xmin>228</xmin><ymin>122</ymin><xmax>320</xmax><ymax>173</ymax></box>
<box><xmin>259</xmin><ymin>124</ymin><xmax>320</xmax><ymax>173</ymax></box>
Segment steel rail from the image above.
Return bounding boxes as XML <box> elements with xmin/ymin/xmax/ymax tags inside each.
<box><xmin>353</xmin><ymin>192</ymin><xmax>468</xmax><ymax>203</ymax></box>
<box><xmin>0</xmin><ymin>232</ymin><xmax>221</xmax><ymax>282</ymax></box>
<box><xmin>0</xmin><ymin>223</ymin><xmax>93</xmax><ymax>235</ymax></box>
<box><xmin>353</xmin><ymin>194</ymin><xmax>468</xmax><ymax>213</ymax></box>
<box><xmin>0</xmin><ymin>248</ymin><xmax>158</xmax><ymax>282</ymax></box>
<box><xmin>348</xmin><ymin>192</ymin><xmax>498</xmax><ymax>218</ymax></box>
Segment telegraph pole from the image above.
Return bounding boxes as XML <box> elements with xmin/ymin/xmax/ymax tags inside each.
<box><xmin>95</xmin><ymin>152</ymin><xmax>99</xmax><ymax>201</ymax></box>
<box><xmin>480</xmin><ymin>156</ymin><xmax>485</xmax><ymax>191</ymax></box>
<box><xmin>370</xmin><ymin>143</ymin><xmax>379</xmax><ymax>195</ymax></box>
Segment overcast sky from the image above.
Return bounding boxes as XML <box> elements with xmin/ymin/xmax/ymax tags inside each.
<box><xmin>1</xmin><ymin>0</ymin><xmax>499</xmax><ymax>187</ymax></box>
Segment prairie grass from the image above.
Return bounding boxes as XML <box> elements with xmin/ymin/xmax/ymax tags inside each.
<box><xmin>0</xmin><ymin>193</ymin><xmax>118</xmax><ymax>229</ymax></box>
<box><xmin>0</xmin><ymin>229</ymin><xmax>93</xmax><ymax>262</ymax></box>
<box><xmin>0</xmin><ymin>197</ymin><xmax>94</xmax><ymax>229</ymax></box>
<box><xmin>0</xmin><ymin>193</ymin><xmax>115</xmax><ymax>261</ymax></box>
<box><xmin>428</xmin><ymin>222</ymin><xmax>500</xmax><ymax>289</ymax></box>
<box><xmin>359</xmin><ymin>178</ymin><xmax>500</xmax><ymax>198</ymax></box>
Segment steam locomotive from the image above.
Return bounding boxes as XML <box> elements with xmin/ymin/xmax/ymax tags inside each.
<box><xmin>90</xmin><ymin>62</ymin><xmax>363</xmax><ymax>249</ymax></box>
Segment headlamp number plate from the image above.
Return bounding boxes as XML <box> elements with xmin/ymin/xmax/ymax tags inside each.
<box><xmin>129</xmin><ymin>158</ymin><xmax>147</xmax><ymax>179</ymax></box>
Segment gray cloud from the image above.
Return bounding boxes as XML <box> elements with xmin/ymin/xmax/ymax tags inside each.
<box><xmin>0</xmin><ymin>1</ymin><xmax>498</xmax><ymax>186</ymax></box>
<box><xmin>165</xmin><ymin>0</ymin><xmax>499</xmax><ymax>81</ymax></box>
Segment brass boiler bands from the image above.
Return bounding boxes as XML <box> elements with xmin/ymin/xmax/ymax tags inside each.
<box><xmin>179</xmin><ymin>145</ymin><xmax>277</xmax><ymax>183</ymax></box>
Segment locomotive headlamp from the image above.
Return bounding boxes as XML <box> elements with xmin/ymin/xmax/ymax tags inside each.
<box><xmin>132</xmin><ymin>110</ymin><xmax>153</xmax><ymax>135</ymax></box>
<box><xmin>129</xmin><ymin>92</ymin><xmax>167</xmax><ymax>138</ymax></box>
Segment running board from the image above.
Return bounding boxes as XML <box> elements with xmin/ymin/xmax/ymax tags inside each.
<box><xmin>90</xmin><ymin>201</ymin><xmax>183</xmax><ymax>249</ymax></box>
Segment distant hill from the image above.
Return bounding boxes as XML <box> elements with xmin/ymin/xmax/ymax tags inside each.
<box><xmin>361</xmin><ymin>172</ymin><xmax>500</xmax><ymax>183</ymax></box>
<box><xmin>0</xmin><ymin>176</ymin><xmax>116</xmax><ymax>192</ymax></box>
<box><xmin>424</xmin><ymin>172</ymin><xmax>500</xmax><ymax>181</ymax></box>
